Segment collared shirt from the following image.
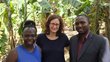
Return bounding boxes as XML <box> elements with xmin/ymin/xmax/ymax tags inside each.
<box><xmin>77</xmin><ymin>32</ymin><xmax>89</xmax><ymax>58</ymax></box>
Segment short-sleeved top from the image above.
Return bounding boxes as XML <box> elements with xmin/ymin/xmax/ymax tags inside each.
<box><xmin>36</xmin><ymin>33</ymin><xmax>70</xmax><ymax>62</ymax></box>
<box><xmin>16</xmin><ymin>45</ymin><xmax>41</xmax><ymax>62</ymax></box>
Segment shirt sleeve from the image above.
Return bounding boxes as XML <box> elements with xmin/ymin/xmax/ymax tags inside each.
<box><xmin>36</xmin><ymin>34</ymin><xmax>41</xmax><ymax>47</ymax></box>
<box><xmin>63</xmin><ymin>33</ymin><xmax>70</xmax><ymax>47</ymax></box>
<box><xmin>102</xmin><ymin>37</ymin><xmax>110</xmax><ymax>62</ymax></box>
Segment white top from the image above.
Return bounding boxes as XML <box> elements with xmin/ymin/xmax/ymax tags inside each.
<box><xmin>102</xmin><ymin>37</ymin><xmax>110</xmax><ymax>62</ymax></box>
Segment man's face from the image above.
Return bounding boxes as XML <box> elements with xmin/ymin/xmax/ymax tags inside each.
<box><xmin>22</xmin><ymin>27</ymin><xmax>36</xmax><ymax>46</ymax></box>
<box><xmin>74</xmin><ymin>16</ymin><xmax>89</xmax><ymax>34</ymax></box>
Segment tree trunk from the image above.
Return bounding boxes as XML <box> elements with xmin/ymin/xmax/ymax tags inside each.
<box><xmin>40</xmin><ymin>13</ymin><xmax>50</xmax><ymax>32</ymax></box>
<box><xmin>24</xmin><ymin>0</ymin><xmax>27</xmax><ymax>21</ymax></box>
<box><xmin>8</xmin><ymin>5</ymin><xmax>15</xmax><ymax>49</ymax></box>
<box><xmin>104</xmin><ymin>0</ymin><xmax>110</xmax><ymax>42</ymax></box>
<box><xmin>5</xmin><ymin>0</ymin><xmax>15</xmax><ymax>49</ymax></box>
<box><xmin>95</xmin><ymin>0</ymin><xmax>100</xmax><ymax>34</ymax></box>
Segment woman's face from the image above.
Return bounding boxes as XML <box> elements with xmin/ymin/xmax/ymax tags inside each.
<box><xmin>22</xmin><ymin>27</ymin><xmax>36</xmax><ymax>46</ymax></box>
<box><xmin>49</xmin><ymin>18</ymin><xmax>60</xmax><ymax>33</ymax></box>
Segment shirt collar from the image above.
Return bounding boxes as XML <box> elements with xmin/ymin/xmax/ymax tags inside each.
<box><xmin>78</xmin><ymin>31</ymin><xmax>90</xmax><ymax>41</ymax></box>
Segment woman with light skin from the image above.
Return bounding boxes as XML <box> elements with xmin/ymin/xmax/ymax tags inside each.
<box><xmin>36</xmin><ymin>14</ymin><xmax>70</xmax><ymax>62</ymax></box>
<box><xmin>6</xmin><ymin>20</ymin><xmax>41</xmax><ymax>62</ymax></box>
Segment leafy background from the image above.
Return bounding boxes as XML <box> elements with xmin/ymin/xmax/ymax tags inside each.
<box><xmin>0</xmin><ymin>0</ymin><xmax>110</xmax><ymax>61</ymax></box>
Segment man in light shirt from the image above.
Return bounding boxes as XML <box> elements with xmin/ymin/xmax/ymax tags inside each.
<box><xmin>102</xmin><ymin>37</ymin><xmax>110</xmax><ymax>62</ymax></box>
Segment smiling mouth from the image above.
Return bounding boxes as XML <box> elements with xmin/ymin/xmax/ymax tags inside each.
<box><xmin>26</xmin><ymin>41</ymin><xmax>34</xmax><ymax>45</ymax></box>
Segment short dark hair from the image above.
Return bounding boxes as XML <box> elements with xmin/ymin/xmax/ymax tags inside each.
<box><xmin>76</xmin><ymin>14</ymin><xmax>90</xmax><ymax>23</ymax></box>
<box><xmin>23</xmin><ymin>20</ymin><xmax>37</xmax><ymax>34</ymax></box>
<box><xmin>45</xmin><ymin>14</ymin><xmax>64</xmax><ymax>36</ymax></box>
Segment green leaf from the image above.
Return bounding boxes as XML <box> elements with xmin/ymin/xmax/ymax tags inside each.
<box><xmin>74</xmin><ymin>0</ymin><xmax>90</xmax><ymax>15</ymax></box>
<box><xmin>80</xmin><ymin>0</ymin><xmax>87</xmax><ymax>2</ymax></box>
<box><xmin>62</xmin><ymin>0</ymin><xmax>69</xmax><ymax>4</ymax></box>
<box><xmin>3</xmin><ymin>9</ymin><xmax>9</xmax><ymax>31</ymax></box>
<box><xmin>28</xmin><ymin>0</ymin><xmax>37</xmax><ymax>3</ymax></box>
<box><xmin>10</xmin><ymin>1</ymin><xmax>15</xmax><ymax>13</ymax></box>
<box><xmin>39</xmin><ymin>0</ymin><xmax>51</xmax><ymax>13</ymax></box>
<box><xmin>18</xmin><ymin>21</ymin><xmax>23</xmax><ymax>36</ymax></box>
<box><xmin>0</xmin><ymin>21</ymin><xmax>1</xmax><ymax>27</ymax></box>
<box><xmin>0</xmin><ymin>30</ymin><xmax>7</xmax><ymax>55</ymax></box>
<box><xmin>70</xmin><ymin>0</ymin><xmax>81</xmax><ymax>8</ymax></box>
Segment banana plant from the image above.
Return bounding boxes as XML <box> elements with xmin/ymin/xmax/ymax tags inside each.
<box><xmin>2</xmin><ymin>0</ymin><xmax>15</xmax><ymax>49</ymax></box>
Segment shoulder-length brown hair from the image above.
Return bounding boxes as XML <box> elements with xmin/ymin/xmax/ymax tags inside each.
<box><xmin>45</xmin><ymin>14</ymin><xmax>64</xmax><ymax>36</ymax></box>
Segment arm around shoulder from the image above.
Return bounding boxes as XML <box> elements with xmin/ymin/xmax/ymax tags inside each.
<box><xmin>6</xmin><ymin>48</ymin><xmax>18</xmax><ymax>62</ymax></box>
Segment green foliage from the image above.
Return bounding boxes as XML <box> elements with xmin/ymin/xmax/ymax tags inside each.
<box><xmin>69</xmin><ymin>0</ymin><xmax>81</xmax><ymax>8</ymax></box>
<box><xmin>0</xmin><ymin>0</ymin><xmax>110</xmax><ymax>59</ymax></box>
<box><xmin>62</xmin><ymin>0</ymin><xmax>69</xmax><ymax>4</ymax></box>
<box><xmin>2</xmin><ymin>1</ymin><xmax>14</xmax><ymax>31</ymax></box>
<box><xmin>3</xmin><ymin>9</ymin><xmax>9</xmax><ymax>30</ymax></box>
<box><xmin>0</xmin><ymin>30</ymin><xmax>7</xmax><ymax>55</ymax></box>
<box><xmin>19</xmin><ymin>4</ymin><xmax>25</xmax><ymax>19</ymax></box>
<box><xmin>28</xmin><ymin>0</ymin><xmax>37</xmax><ymax>3</ymax></box>
<box><xmin>0</xmin><ymin>22</ymin><xmax>1</xmax><ymax>27</ymax></box>
<box><xmin>39</xmin><ymin>0</ymin><xmax>51</xmax><ymax>13</ymax></box>
<box><xmin>9</xmin><ymin>1</ymin><xmax>15</xmax><ymax>13</ymax></box>
<box><xmin>80</xmin><ymin>0</ymin><xmax>87</xmax><ymax>2</ymax></box>
<box><xmin>74</xmin><ymin>0</ymin><xmax>91</xmax><ymax>15</ymax></box>
<box><xmin>18</xmin><ymin>21</ymin><xmax>23</xmax><ymax>36</ymax></box>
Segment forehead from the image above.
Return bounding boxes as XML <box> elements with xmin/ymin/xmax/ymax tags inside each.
<box><xmin>50</xmin><ymin>19</ymin><xmax>60</xmax><ymax>23</ymax></box>
<box><xmin>75</xmin><ymin>16</ymin><xmax>88</xmax><ymax>23</ymax></box>
<box><xmin>23</xmin><ymin>27</ymin><xmax>36</xmax><ymax>34</ymax></box>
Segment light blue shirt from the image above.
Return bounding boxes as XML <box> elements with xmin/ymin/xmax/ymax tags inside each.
<box><xmin>102</xmin><ymin>37</ymin><xmax>110</xmax><ymax>62</ymax></box>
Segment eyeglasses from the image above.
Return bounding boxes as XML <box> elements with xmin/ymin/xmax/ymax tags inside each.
<box><xmin>50</xmin><ymin>23</ymin><xmax>60</xmax><ymax>26</ymax></box>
